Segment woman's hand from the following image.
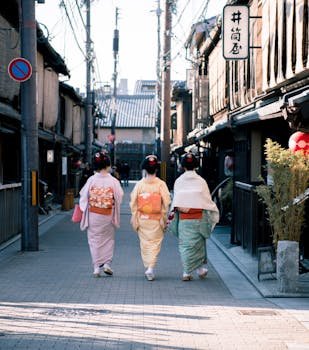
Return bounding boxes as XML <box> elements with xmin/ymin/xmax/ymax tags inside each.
<box><xmin>160</xmin><ymin>217</ymin><xmax>165</xmax><ymax>230</ymax></box>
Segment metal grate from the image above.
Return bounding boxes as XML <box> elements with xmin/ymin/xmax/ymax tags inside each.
<box><xmin>43</xmin><ymin>307</ymin><xmax>110</xmax><ymax>317</ymax></box>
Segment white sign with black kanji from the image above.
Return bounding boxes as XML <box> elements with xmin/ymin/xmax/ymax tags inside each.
<box><xmin>223</xmin><ymin>5</ymin><xmax>249</xmax><ymax>60</ymax></box>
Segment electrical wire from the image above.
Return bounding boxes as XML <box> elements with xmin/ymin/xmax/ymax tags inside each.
<box><xmin>63</xmin><ymin>11</ymin><xmax>67</xmax><ymax>59</ymax></box>
<box><xmin>61</xmin><ymin>0</ymin><xmax>87</xmax><ymax>59</ymax></box>
<box><xmin>174</xmin><ymin>0</ymin><xmax>211</xmax><ymax>41</ymax></box>
<box><xmin>74</xmin><ymin>0</ymin><xmax>87</xmax><ymax>29</ymax></box>
<box><xmin>49</xmin><ymin>8</ymin><xmax>66</xmax><ymax>35</ymax></box>
<box><xmin>67</xmin><ymin>0</ymin><xmax>83</xmax><ymax>33</ymax></box>
<box><xmin>164</xmin><ymin>0</ymin><xmax>213</xmax><ymax>72</ymax></box>
<box><xmin>172</xmin><ymin>0</ymin><xmax>191</xmax><ymax>29</ymax></box>
<box><xmin>67</xmin><ymin>0</ymin><xmax>86</xmax><ymax>46</ymax></box>
<box><xmin>192</xmin><ymin>0</ymin><xmax>210</xmax><ymax>24</ymax></box>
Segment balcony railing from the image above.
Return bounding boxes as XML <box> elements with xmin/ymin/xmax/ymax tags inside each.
<box><xmin>233</xmin><ymin>181</ymin><xmax>272</xmax><ymax>255</ymax></box>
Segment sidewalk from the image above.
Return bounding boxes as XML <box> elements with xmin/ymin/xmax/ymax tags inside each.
<box><xmin>0</xmin><ymin>182</ymin><xmax>308</xmax><ymax>350</ymax></box>
<box><xmin>211</xmin><ymin>227</ymin><xmax>309</xmax><ymax>298</ymax></box>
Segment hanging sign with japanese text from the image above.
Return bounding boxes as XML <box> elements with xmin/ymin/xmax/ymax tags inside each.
<box><xmin>223</xmin><ymin>5</ymin><xmax>249</xmax><ymax>60</ymax></box>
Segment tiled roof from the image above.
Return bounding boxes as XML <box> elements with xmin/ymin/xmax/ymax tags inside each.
<box><xmin>134</xmin><ymin>80</ymin><xmax>157</xmax><ymax>95</ymax></box>
<box><xmin>99</xmin><ymin>95</ymin><xmax>156</xmax><ymax>128</ymax></box>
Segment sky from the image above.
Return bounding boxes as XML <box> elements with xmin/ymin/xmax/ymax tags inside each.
<box><xmin>36</xmin><ymin>0</ymin><xmax>227</xmax><ymax>94</ymax></box>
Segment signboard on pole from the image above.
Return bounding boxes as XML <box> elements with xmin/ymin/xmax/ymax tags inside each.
<box><xmin>8</xmin><ymin>57</ymin><xmax>32</xmax><ymax>82</ymax></box>
<box><xmin>223</xmin><ymin>5</ymin><xmax>249</xmax><ymax>60</ymax></box>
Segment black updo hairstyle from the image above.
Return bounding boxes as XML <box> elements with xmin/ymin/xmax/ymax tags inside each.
<box><xmin>93</xmin><ymin>151</ymin><xmax>111</xmax><ymax>171</ymax></box>
<box><xmin>142</xmin><ymin>155</ymin><xmax>159</xmax><ymax>175</ymax></box>
<box><xmin>181</xmin><ymin>153</ymin><xmax>198</xmax><ymax>170</ymax></box>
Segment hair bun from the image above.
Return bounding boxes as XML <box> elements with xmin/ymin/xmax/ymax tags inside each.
<box><xmin>181</xmin><ymin>152</ymin><xmax>198</xmax><ymax>169</ymax></box>
<box><xmin>186</xmin><ymin>154</ymin><xmax>193</xmax><ymax>162</ymax></box>
<box><xmin>142</xmin><ymin>155</ymin><xmax>159</xmax><ymax>174</ymax></box>
<box><xmin>93</xmin><ymin>151</ymin><xmax>111</xmax><ymax>170</ymax></box>
<box><xmin>148</xmin><ymin>156</ymin><xmax>157</xmax><ymax>165</ymax></box>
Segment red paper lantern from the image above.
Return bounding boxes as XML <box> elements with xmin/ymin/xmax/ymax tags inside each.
<box><xmin>288</xmin><ymin>131</ymin><xmax>309</xmax><ymax>154</ymax></box>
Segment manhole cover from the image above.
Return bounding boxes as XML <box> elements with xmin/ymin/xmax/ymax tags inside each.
<box><xmin>238</xmin><ymin>309</ymin><xmax>278</xmax><ymax>316</ymax></box>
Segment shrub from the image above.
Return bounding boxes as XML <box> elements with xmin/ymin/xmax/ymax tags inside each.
<box><xmin>255</xmin><ymin>139</ymin><xmax>309</xmax><ymax>245</ymax></box>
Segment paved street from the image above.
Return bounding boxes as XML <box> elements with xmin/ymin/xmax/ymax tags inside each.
<box><xmin>0</xmin><ymin>184</ymin><xmax>309</xmax><ymax>350</ymax></box>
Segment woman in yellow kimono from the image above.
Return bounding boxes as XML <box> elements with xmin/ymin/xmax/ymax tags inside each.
<box><xmin>130</xmin><ymin>155</ymin><xmax>171</xmax><ymax>281</ymax></box>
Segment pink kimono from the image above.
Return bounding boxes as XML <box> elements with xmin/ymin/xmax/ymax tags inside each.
<box><xmin>79</xmin><ymin>172</ymin><xmax>123</xmax><ymax>269</ymax></box>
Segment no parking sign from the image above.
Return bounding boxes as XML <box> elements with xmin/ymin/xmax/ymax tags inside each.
<box><xmin>8</xmin><ymin>57</ymin><xmax>32</xmax><ymax>82</ymax></box>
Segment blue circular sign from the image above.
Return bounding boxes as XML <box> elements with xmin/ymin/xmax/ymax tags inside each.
<box><xmin>8</xmin><ymin>57</ymin><xmax>32</xmax><ymax>82</ymax></box>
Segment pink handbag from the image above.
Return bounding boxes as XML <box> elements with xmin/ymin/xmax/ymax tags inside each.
<box><xmin>72</xmin><ymin>204</ymin><xmax>83</xmax><ymax>223</ymax></box>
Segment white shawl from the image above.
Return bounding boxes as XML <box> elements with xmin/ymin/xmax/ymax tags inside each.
<box><xmin>171</xmin><ymin>171</ymin><xmax>219</xmax><ymax>217</ymax></box>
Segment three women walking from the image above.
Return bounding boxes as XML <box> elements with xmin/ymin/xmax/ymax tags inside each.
<box><xmin>79</xmin><ymin>151</ymin><xmax>218</xmax><ymax>282</ymax></box>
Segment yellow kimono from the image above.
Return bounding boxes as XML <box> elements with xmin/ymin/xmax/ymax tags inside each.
<box><xmin>130</xmin><ymin>176</ymin><xmax>171</xmax><ymax>269</ymax></box>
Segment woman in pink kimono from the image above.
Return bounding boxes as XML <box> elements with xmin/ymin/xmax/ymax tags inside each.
<box><xmin>79</xmin><ymin>152</ymin><xmax>123</xmax><ymax>277</ymax></box>
<box><xmin>130</xmin><ymin>155</ymin><xmax>171</xmax><ymax>281</ymax></box>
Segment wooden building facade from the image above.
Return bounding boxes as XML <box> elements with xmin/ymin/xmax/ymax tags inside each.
<box><xmin>0</xmin><ymin>2</ymin><xmax>86</xmax><ymax>245</ymax></box>
<box><xmin>183</xmin><ymin>0</ymin><xmax>309</xmax><ymax>256</ymax></box>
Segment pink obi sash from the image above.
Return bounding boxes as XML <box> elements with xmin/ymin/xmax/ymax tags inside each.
<box><xmin>89</xmin><ymin>186</ymin><xmax>114</xmax><ymax>215</ymax></box>
<box><xmin>137</xmin><ymin>192</ymin><xmax>162</xmax><ymax>220</ymax></box>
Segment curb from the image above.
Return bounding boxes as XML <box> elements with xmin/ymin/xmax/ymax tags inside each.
<box><xmin>210</xmin><ymin>235</ymin><xmax>309</xmax><ymax>298</ymax></box>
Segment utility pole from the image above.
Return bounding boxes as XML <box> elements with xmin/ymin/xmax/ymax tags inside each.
<box><xmin>155</xmin><ymin>0</ymin><xmax>162</xmax><ymax>157</ymax></box>
<box><xmin>110</xmin><ymin>7</ymin><xmax>119</xmax><ymax>165</ymax></box>
<box><xmin>85</xmin><ymin>0</ymin><xmax>93</xmax><ymax>164</ymax></box>
<box><xmin>161</xmin><ymin>0</ymin><xmax>173</xmax><ymax>173</ymax></box>
<box><xmin>20</xmin><ymin>0</ymin><xmax>39</xmax><ymax>251</ymax></box>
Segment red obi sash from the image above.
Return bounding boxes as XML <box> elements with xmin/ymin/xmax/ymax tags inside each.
<box><xmin>179</xmin><ymin>208</ymin><xmax>203</xmax><ymax>220</ymax></box>
<box><xmin>137</xmin><ymin>192</ymin><xmax>162</xmax><ymax>220</ymax></box>
<box><xmin>89</xmin><ymin>186</ymin><xmax>114</xmax><ymax>215</ymax></box>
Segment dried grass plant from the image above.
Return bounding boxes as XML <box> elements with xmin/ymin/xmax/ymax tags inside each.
<box><xmin>256</xmin><ymin>139</ymin><xmax>309</xmax><ymax>245</ymax></box>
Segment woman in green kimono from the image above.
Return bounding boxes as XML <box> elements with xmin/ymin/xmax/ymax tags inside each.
<box><xmin>170</xmin><ymin>153</ymin><xmax>219</xmax><ymax>281</ymax></box>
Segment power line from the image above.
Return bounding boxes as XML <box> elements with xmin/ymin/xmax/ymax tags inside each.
<box><xmin>172</xmin><ymin>0</ymin><xmax>191</xmax><ymax>29</ymax></box>
<box><xmin>61</xmin><ymin>0</ymin><xmax>87</xmax><ymax>58</ymax></box>
<box><xmin>165</xmin><ymin>0</ymin><xmax>213</xmax><ymax>72</ymax></box>
<box><xmin>74</xmin><ymin>0</ymin><xmax>87</xmax><ymax>29</ymax></box>
<box><xmin>173</xmin><ymin>0</ymin><xmax>211</xmax><ymax>42</ymax></box>
<box><xmin>192</xmin><ymin>0</ymin><xmax>210</xmax><ymax>24</ymax></box>
<box><xmin>67</xmin><ymin>0</ymin><xmax>82</xmax><ymax>30</ymax></box>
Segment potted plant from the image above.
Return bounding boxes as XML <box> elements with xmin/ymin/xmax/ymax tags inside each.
<box><xmin>256</xmin><ymin>138</ymin><xmax>309</xmax><ymax>293</ymax></box>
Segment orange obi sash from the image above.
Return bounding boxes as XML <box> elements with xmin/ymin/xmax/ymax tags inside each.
<box><xmin>179</xmin><ymin>208</ymin><xmax>203</xmax><ymax>220</ymax></box>
<box><xmin>89</xmin><ymin>207</ymin><xmax>112</xmax><ymax>215</ymax></box>
<box><xmin>89</xmin><ymin>186</ymin><xmax>114</xmax><ymax>216</ymax></box>
<box><xmin>137</xmin><ymin>192</ymin><xmax>162</xmax><ymax>220</ymax></box>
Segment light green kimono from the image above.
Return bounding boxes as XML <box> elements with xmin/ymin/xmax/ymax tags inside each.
<box><xmin>171</xmin><ymin>210</ymin><xmax>216</xmax><ymax>274</ymax></box>
<box><xmin>170</xmin><ymin>170</ymin><xmax>219</xmax><ymax>274</ymax></box>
